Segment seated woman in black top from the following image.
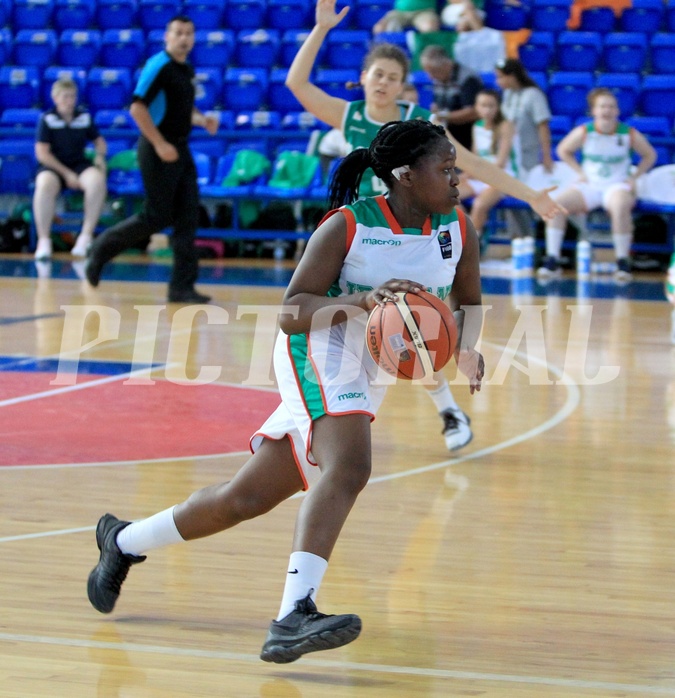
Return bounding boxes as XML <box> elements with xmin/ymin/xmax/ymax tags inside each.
<box><xmin>33</xmin><ymin>78</ymin><xmax>107</xmax><ymax>260</ymax></box>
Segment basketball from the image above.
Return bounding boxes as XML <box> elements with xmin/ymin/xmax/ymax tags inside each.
<box><xmin>365</xmin><ymin>290</ymin><xmax>458</xmax><ymax>380</ymax></box>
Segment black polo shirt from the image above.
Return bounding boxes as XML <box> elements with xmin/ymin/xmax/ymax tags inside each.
<box><xmin>36</xmin><ymin>106</ymin><xmax>100</xmax><ymax>168</ymax></box>
<box><xmin>133</xmin><ymin>50</ymin><xmax>195</xmax><ymax>144</ymax></box>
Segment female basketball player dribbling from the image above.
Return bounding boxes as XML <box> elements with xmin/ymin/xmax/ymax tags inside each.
<box><xmin>86</xmin><ymin>120</ymin><xmax>485</xmax><ymax>663</ymax></box>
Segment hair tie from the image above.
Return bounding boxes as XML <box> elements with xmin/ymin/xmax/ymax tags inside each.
<box><xmin>391</xmin><ymin>165</ymin><xmax>411</xmax><ymax>181</ymax></box>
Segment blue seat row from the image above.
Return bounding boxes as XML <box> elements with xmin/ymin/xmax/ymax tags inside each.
<box><xmin>0</xmin><ymin>65</ymin><xmax>365</xmax><ymax>114</ymax></box>
<box><xmin>519</xmin><ymin>30</ymin><xmax>675</xmax><ymax>75</ymax></box>
<box><xmin>485</xmin><ymin>0</ymin><xmax>675</xmax><ymax>34</ymax></box>
<box><xmin>1</xmin><ymin>0</ymin><xmax>394</xmax><ymax>32</ymax></box>
<box><xmin>0</xmin><ymin>27</ymin><xmax>375</xmax><ymax>72</ymax></box>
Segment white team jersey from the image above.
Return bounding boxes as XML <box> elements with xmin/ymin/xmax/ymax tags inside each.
<box><xmin>582</xmin><ymin>122</ymin><xmax>633</xmax><ymax>185</ymax></box>
<box><xmin>472</xmin><ymin>119</ymin><xmax>520</xmax><ymax>178</ymax></box>
<box><xmin>250</xmin><ymin>195</ymin><xmax>467</xmax><ymax>489</ymax></box>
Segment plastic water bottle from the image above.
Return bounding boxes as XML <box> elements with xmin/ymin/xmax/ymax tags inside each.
<box><xmin>576</xmin><ymin>240</ymin><xmax>592</xmax><ymax>278</ymax></box>
<box><xmin>511</xmin><ymin>238</ymin><xmax>525</xmax><ymax>275</ymax></box>
<box><xmin>522</xmin><ymin>236</ymin><xmax>535</xmax><ymax>272</ymax></box>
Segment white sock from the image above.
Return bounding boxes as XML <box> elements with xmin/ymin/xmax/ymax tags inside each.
<box><xmin>613</xmin><ymin>233</ymin><xmax>632</xmax><ymax>260</ymax></box>
<box><xmin>426</xmin><ymin>380</ymin><xmax>460</xmax><ymax>413</ymax></box>
<box><xmin>276</xmin><ymin>551</ymin><xmax>328</xmax><ymax>621</ymax></box>
<box><xmin>115</xmin><ymin>506</ymin><xmax>184</xmax><ymax>556</ymax></box>
<box><xmin>545</xmin><ymin>227</ymin><xmax>565</xmax><ymax>258</ymax></box>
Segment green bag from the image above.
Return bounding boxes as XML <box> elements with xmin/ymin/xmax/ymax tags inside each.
<box><xmin>267</xmin><ymin>151</ymin><xmax>320</xmax><ymax>189</ymax></box>
<box><xmin>106</xmin><ymin>149</ymin><xmax>139</xmax><ymax>171</ymax></box>
<box><xmin>222</xmin><ymin>149</ymin><xmax>271</xmax><ymax>186</ymax></box>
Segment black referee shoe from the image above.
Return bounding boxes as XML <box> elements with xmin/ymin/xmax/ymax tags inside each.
<box><xmin>167</xmin><ymin>289</ymin><xmax>211</xmax><ymax>304</ymax></box>
<box><xmin>260</xmin><ymin>594</ymin><xmax>362</xmax><ymax>664</ymax></box>
<box><xmin>87</xmin><ymin>514</ymin><xmax>146</xmax><ymax>614</ymax></box>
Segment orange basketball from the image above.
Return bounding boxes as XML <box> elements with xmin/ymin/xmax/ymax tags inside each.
<box><xmin>365</xmin><ymin>290</ymin><xmax>458</xmax><ymax>380</ymax></box>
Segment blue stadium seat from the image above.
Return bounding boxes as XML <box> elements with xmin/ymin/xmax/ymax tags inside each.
<box><xmin>325</xmin><ymin>30</ymin><xmax>370</xmax><ymax>70</ymax></box>
<box><xmin>235</xmin><ymin>110</ymin><xmax>281</xmax><ymax>131</ymax></box>
<box><xmin>528</xmin><ymin>71</ymin><xmax>549</xmax><ymax>93</ymax></box>
<box><xmin>191</xmin><ymin>150</ymin><xmax>212</xmax><ymax>187</ymax></box>
<box><xmin>627</xmin><ymin>116</ymin><xmax>672</xmax><ymax>166</ymax></box>
<box><xmin>479</xmin><ymin>71</ymin><xmax>498</xmax><ymax>89</ymax></box>
<box><xmin>94</xmin><ymin>109</ymin><xmax>137</xmax><ymax>151</ymax></box>
<box><xmin>191</xmin><ymin>30</ymin><xmax>234</xmax><ymax>67</ymax></box>
<box><xmin>0</xmin><ymin>140</ymin><xmax>36</xmax><ymax>195</ymax></box>
<box><xmin>94</xmin><ymin>108</ymin><xmax>137</xmax><ymax>131</ymax></box>
<box><xmin>518</xmin><ymin>32</ymin><xmax>554</xmax><ymax>73</ymax></box>
<box><xmin>138</xmin><ymin>0</ymin><xmax>180</xmax><ymax>31</ymax></box>
<box><xmin>650</xmin><ymin>34</ymin><xmax>675</xmax><ymax>75</ymax></box>
<box><xmin>53</xmin><ymin>0</ymin><xmax>95</xmax><ymax>31</ymax></box>
<box><xmin>96</xmin><ymin>0</ymin><xmax>137</xmax><ymax>29</ymax></box>
<box><xmin>58</xmin><ymin>30</ymin><xmax>102</xmax><ymax>69</ymax></box>
<box><xmin>595</xmin><ymin>73</ymin><xmax>640</xmax><ymax>118</ymax></box>
<box><xmin>86</xmin><ymin>68</ymin><xmax>132</xmax><ymax>111</ymax></box>
<box><xmin>282</xmin><ymin>111</ymin><xmax>330</xmax><ymax>132</ymax></box>
<box><xmin>620</xmin><ymin>0</ymin><xmax>664</xmax><ymax>33</ymax></box>
<box><xmin>222</xmin><ymin>68</ymin><xmax>268</xmax><ymax>112</ymax></box>
<box><xmin>484</xmin><ymin>0</ymin><xmax>530</xmax><ymax>31</ymax></box>
<box><xmin>223</xmin><ymin>0</ymin><xmax>266</xmax><ymax>30</ymax></box>
<box><xmin>530</xmin><ymin>0</ymin><xmax>570</xmax><ymax>32</ymax></box>
<box><xmin>200</xmin><ymin>151</ymin><xmax>270</xmax><ymax>198</ymax></box>
<box><xmin>280</xmin><ymin>30</ymin><xmax>326</xmax><ymax>68</ymax></box>
<box><xmin>100</xmin><ymin>29</ymin><xmax>146</xmax><ymax>69</ymax></box>
<box><xmin>0</xmin><ymin>108</ymin><xmax>42</xmax><ymax>129</ymax></box>
<box><xmin>409</xmin><ymin>70</ymin><xmax>434</xmax><ymax>110</ymax></box>
<box><xmin>12</xmin><ymin>0</ymin><xmax>55</xmax><ymax>30</ymax></box>
<box><xmin>235</xmin><ymin>29</ymin><xmax>281</xmax><ymax>68</ymax></box>
<box><xmin>268</xmin><ymin>68</ymin><xmax>303</xmax><ymax>114</ymax></box>
<box><xmin>42</xmin><ymin>66</ymin><xmax>87</xmax><ymax>105</ymax></box>
<box><xmin>548</xmin><ymin>72</ymin><xmax>594</xmax><ymax>117</ymax></box>
<box><xmin>145</xmin><ymin>29</ymin><xmax>165</xmax><ymax>58</ymax></box>
<box><xmin>0</xmin><ymin>67</ymin><xmax>40</xmax><ymax>110</ymax></box>
<box><xmin>667</xmin><ymin>3</ymin><xmax>675</xmax><ymax>32</ymax></box>
<box><xmin>640</xmin><ymin>75</ymin><xmax>675</xmax><ymax>119</ymax></box>
<box><xmin>354</xmin><ymin>0</ymin><xmax>394</xmax><ymax>30</ymax></box>
<box><xmin>183</xmin><ymin>0</ymin><xmax>224</xmax><ymax>29</ymax></box>
<box><xmin>556</xmin><ymin>32</ymin><xmax>602</xmax><ymax>72</ymax></box>
<box><xmin>253</xmin><ymin>150</ymin><xmax>322</xmax><ymax>199</ymax></box>
<box><xmin>548</xmin><ymin>114</ymin><xmax>572</xmax><ymax>139</ymax></box>
<box><xmin>13</xmin><ymin>30</ymin><xmax>58</xmax><ymax>69</ymax></box>
<box><xmin>193</xmin><ymin>68</ymin><xmax>223</xmax><ymax>110</ymax></box>
<box><xmin>0</xmin><ymin>29</ymin><xmax>12</xmax><ymax>67</ymax></box>
<box><xmin>602</xmin><ymin>33</ymin><xmax>648</xmax><ymax>73</ymax></box>
<box><xmin>579</xmin><ymin>5</ymin><xmax>615</xmax><ymax>32</ymax></box>
<box><xmin>0</xmin><ymin>0</ymin><xmax>9</xmax><ymax>26</ymax></box>
<box><xmin>266</xmin><ymin>0</ymin><xmax>311</xmax><ymax>30</ymax></box>
<box><xmin>370</xmin><ymin>31</ymin><xmax>410</xmax><ymax>55</ymax></box>
<box><xmin>314</xmin><ymin>69</ymin><xmax>361</xmax><ymax>102</ymax></box>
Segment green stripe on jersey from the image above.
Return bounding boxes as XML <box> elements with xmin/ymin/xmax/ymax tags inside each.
<box><xmin>289</xmin><ymin>333</ymin><xmax>326</xmax><ymax>420</ymax></box>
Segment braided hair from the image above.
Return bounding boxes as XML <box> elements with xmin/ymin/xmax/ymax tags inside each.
<box><xmin>328</xmin><ymin>120</ymin><xmax>448</xmax><ymax>209</ymax></box>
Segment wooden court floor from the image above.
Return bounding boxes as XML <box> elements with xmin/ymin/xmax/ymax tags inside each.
<box><xmin>1</xmin><ymin>254</ymin><xmax>675</xmax><ymax>697</ymax></box>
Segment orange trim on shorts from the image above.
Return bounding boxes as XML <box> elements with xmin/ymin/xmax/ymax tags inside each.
<box><xmin>249</xmin><ymin>431</ymin><xmax>309</xmax><ymax>491</ymax></box>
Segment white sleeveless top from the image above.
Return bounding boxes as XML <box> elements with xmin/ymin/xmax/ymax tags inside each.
<box><xmin>581</xmin><ymin>122</ymin><xmax>633</xmax><ymax>185</ymax></box>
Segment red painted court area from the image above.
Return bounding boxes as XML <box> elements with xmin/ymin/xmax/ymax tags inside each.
<box><xmin>0</xmin><ymin>373</ymin><xmax>281</xmax><ymax>466</ymax></box>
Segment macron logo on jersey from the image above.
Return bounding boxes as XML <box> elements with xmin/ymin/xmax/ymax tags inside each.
<box><xmin>361</xmin><ymin>238</ymin><xmax>401</xmax><ymax>246</ymax></box>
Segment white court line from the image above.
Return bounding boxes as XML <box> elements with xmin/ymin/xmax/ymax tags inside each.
<box><xmin>0</xmin><ymin>632</ymin><xmax>672</xmax><ymax>694</ymax></box>
<box><xmin>0</xmin><ymin>365</ymin><xmax>172</xmax><ymax>408</ymax></box>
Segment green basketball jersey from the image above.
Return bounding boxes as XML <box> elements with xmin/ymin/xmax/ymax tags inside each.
<box><xmin>342</xmin><ymin>100</ymin><xmax>432</xmax><ymax>198</ymax></box>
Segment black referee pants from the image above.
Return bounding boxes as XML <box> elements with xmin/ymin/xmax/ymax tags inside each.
<box><xmin>93</xmin><ymin>136</ymin><xmax>200</xmax><ymax>294</ymax></box>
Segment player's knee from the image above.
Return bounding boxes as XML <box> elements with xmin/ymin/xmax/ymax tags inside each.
<box><xmin>332</xmin><ymin>460</ymin><xmax>372</xmax><ymax>497</ymax></box>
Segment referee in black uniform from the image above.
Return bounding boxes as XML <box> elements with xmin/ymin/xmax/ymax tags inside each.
<box><xmin>86</xmin><ymin>15</ymin><xmax>218</xmax><ymax>303</ymax></box>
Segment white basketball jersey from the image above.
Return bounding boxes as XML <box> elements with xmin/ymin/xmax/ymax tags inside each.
<box><xmin>331</xmin><ymin>195</ymin><xmax>466</xmax><ymax>303</ymax></box>
<box><xmin>582</xmin><ymin>122</ymin><xmax>633</xmax><ymax>185</ymax></box>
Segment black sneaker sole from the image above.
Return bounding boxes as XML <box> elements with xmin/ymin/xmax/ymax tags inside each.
<box><xmin>260</xmin><ymin>616</ymin><xmax>362</xmax><ymax>664</ymax></box>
